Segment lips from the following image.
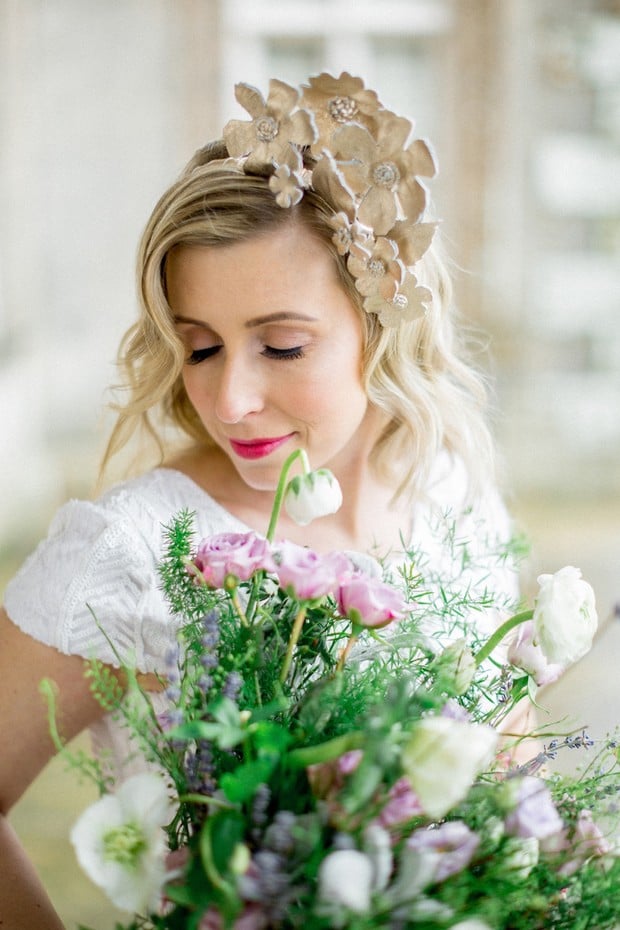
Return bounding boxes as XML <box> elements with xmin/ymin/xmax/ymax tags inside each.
<box><xmin>229</xmin><ymin>434</ymin><xmax>294</xmax><ymax>460</ymax></box>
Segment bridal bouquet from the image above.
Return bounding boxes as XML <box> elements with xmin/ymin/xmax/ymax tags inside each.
<box><xmin>45</xmin><ymin>453</ymin><xmax>620</xmax><ymax>930</ymax></box>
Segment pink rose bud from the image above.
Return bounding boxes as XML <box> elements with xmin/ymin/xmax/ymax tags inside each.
<box><xmin>193</xmin><ymin>532</ymin><xmax>275</xmax><ymax>589</ymax></box>
<box><xmin>337</xmin><ymin>573</ymin><xmax>406</xmax><ymax>628</ymax></box>
<box><xmin>274</xmin><ymin>540</ymin><xmax>352</xmax><ymax>601</ymax></box>
<box><xmin>507</xmin><ymin>620</ymin><xmax>564</xmax><ymax>687</ymax></box>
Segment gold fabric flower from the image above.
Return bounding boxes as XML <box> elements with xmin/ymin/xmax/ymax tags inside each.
<box><xmin>223</xmin><ymin>79</ymin><xmax>316</xmax><ymax>172</ymax></box>
<box><xmin>387</xmin><ymin>221</ymin><xmax>438</xmax><ymax>267</ymax></box>
<box><xmin>364</xmin><ymin>271</ymin><xmax>432</xmax><ymax>327</ymax></box>
<box><xmin>347</xmin><ymin>236</ymin><xmax>404</xmax><ymax>299</ymax></box>
<box><xmin>334</xmin><ymin>114</ymin><xmax>437</xmax><ymax>235</ymax></box>
<box><xmin>310</xmin><ymin>150</ymin><xmax>356</xmax><ymax>216</ymax></box>
<box><xmin>327</xmin><ymin>212</ymin><xmax>373</xmax><ymax>256</ymax></box>
<box><xmin>300</xmin><ymin>71</ymin><xmax>383</xmax><ymax>154</ymax></box>
<box><xmin>269</xmin><ymin>165</ymin><xmax>304</xmax><ymax>208</ymax></box>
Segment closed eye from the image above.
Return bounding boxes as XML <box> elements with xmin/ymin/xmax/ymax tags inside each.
<box><xmin>187</xmin><ymin>346</ymin><xmax>221</xmax><ymax>365</ymax></box>
<box><xmin>262</xmin><ymin>345</ymin><xmax>305</xmax><ymax>360</ymax></box>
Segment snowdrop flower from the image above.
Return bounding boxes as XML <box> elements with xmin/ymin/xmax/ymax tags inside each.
<box><xmin>284</xmin><ymin>468</ymin><xmax>343</xmax><ymax>526</ymax></box>
<box><xmin>533</xmin><ymin>566</ymin><xmax>597</xmax><ymax>666</ymax></box>
<box><xmin>317</xmin><ymin>848</ymin><xmax>374</xmax><ymax>913</ymax></box>
<box><xmin>401</xmin><ymin>717</ymin><xmax>498</xmax><ymax>819</ymax></box>
<box><xmin>70</xmin><ymin>772</ymin><xmax>174</xmax><ymax>914</ymax></box>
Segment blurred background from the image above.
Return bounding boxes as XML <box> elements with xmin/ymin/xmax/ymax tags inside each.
<box><xmin>1</xmin><ymin>0</ymin><xmax>619</xmax><ymax>926</ymax></box>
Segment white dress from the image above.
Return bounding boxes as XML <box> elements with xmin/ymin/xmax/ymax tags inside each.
<box><xmin>4</xmin><ymin>459</ymin><xmax>518</xmax><ymax>779</ymax></box>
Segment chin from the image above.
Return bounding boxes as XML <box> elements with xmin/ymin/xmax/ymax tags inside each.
<box><xmin>235</xmin><ymin>465</ymin><xmax>281</xmax><ymax>494</ymax></box>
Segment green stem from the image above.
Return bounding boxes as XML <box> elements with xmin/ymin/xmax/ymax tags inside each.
<box><xmin>279</xmin><ymin>605</ymin><xmax>307</xmax><ymax>684</ymax></box>
<box><xmin>230</xmin><ymin>588</ymin><xmax>249</xmax><ymax>628</ymax></box>
<box><xmin>336</xmin><ymin>631</ymin><xmax>359</xmax><ymax>672</ymax></box>
<box><xmin>474</xmin><ymin>609</ymin><xmax>534</xmax><ymax>666</ymax></box>
<box><xmin>265</xmin><ymin>448</ymin><xmax>310</xmax><ymax>542</ymax></box>
<box><xmin>288</xmin><ymin>731</ymin><xmax>365</xmax><ymax>768</ymax></box>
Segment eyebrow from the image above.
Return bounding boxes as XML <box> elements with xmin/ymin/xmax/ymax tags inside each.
<box><xmin>174</xmin><ymin>312</ymin><xmax>319</xmax><ymax>329</ymax></box>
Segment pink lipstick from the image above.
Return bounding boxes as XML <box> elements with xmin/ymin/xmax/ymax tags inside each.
<box><xmin>229</xmin><ymin>434</ymin><xmax>293</xmax><ymax>460</ymax></box>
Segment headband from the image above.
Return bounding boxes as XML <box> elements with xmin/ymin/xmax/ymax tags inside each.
<box><xmin>221</xmin><ymin>72</ymin><xmax>438</xmax><ymax>328</ymax></box>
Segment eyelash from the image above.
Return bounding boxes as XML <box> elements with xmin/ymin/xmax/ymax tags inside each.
<box><xmin>187</xmin><ymin>345</ymin><xmax>305</xmax><ymax>365</ymax></box>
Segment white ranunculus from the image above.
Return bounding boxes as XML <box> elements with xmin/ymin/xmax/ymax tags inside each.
<box><xmin>533</xmin><ymin>566</ymin><xmax>597</xmax><ymax>665</ymax></box>
<box><xmin>284</xmin><ymin>468</ymin><xmax>343</xmax><ymax>526</ymax></box>
<box><xmin>317</xmin><ymin>849</ymin><xmax>374</xmax><ymax>913</ymax></box>
<box><xmin>70</xmin><ymin>772</ymin><xmax>174</xmax><ymax>914</ymax></box>
<box><xmin>401</xmin><ymin>717</ymin><xmax>498</xmax><ymax>820</ymax></box>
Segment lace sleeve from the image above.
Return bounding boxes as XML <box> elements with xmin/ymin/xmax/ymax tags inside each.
<box><xmin>3</xmin><ymin>498</ymin><xmax>174</xmax><ymax>673</ymax></box>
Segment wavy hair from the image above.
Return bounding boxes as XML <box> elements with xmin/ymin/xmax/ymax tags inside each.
<box><xmin>102</xmin><ymin>141</ymin><xmax>495</xmax><ymax>503</ymax></box>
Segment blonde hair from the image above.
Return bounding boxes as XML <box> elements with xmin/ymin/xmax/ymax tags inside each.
<box><xmin>102</xmin><ymin>141</ymin><xmax>495</xmax><ymax>503</ymax></box>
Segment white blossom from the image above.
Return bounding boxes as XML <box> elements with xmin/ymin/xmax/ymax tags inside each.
<box><xmin>317</xmin><ymin>848</ymin><xmax>374</xmax><ymax>913</ymax></box>
<box><xmin>70</xmin><ymin>772</ymin><xmax>174</xmax><ymax>914</ymax></box>
<box><xmin>401</xmin><ymin>717</ymin><xmax>498</xmax><ymax>820</ymax></box>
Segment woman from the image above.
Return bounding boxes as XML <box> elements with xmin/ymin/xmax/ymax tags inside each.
<box><xmin>0</xmin><ymin>73</ymin><xmax>517</xmax><ymax>928</ymax></box>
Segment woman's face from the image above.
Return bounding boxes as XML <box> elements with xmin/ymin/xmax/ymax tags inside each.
<box><xmin>167</xmin><ymin>222</ymin><xmax>374</xmax><ymax>492</ymax></box>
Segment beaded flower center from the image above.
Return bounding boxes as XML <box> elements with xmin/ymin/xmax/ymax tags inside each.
<box><xmin>334</xmin><ymin>228</ymin><xmax>353</xmax><ymax>251</ymax></box>
<box><xmin>393</xmin><ymin>293</ymin><xmax>409</xmax><ymax>310</ymax></box>
<box><xmin>328</xmin><ymin>95</ymin><xmax>358</xmax><ymax>123</ymax></box>
<box><xmin>102</xmin><ymin>822</ymin><xmax>146</xmax><ymax>868</ymax></box>
<box><xmin>368</xmin><ymin>258</ymin><xmax>387</xmax><ymax>277</ymax></box>
<box><xmin>255</xmin><ymin>116</ymin><xmax>279</xmax><ymax>142</ymax></box>
<box><xmin>373</xmin><ymin>161</ymin><xmax>400</xmax><ymax>188</ymax></box>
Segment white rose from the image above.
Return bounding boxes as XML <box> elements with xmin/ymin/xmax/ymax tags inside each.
<box><xmin>401</xmin><ymin>717</ymin><xmax>498</xmax><ymax>820</ymax></box>
<box><xmin>317</xmin><ymin>849</ymin><xmax>373</xmax><ymax>913</ymax></box>
<box><xmin>284</xmin><ymin>468</ymin><xmax>343</xmax><ymax>526</ymax></box>
<box><xmin>533</xmin><ymin>566</ymin><xmax>597</xmax><ymax>665</ymax></box>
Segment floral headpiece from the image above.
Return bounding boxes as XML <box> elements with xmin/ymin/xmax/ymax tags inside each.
<box><xmin>221</xmin><ymin>72</ymin><xmax>438</xmax><ymax>328</ymax></box>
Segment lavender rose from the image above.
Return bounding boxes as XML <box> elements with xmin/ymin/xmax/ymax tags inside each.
<box><xmin>503</xmin><ymin>775</ymin><xmax>563</xmax><ymax>841</ymax></box>
<box><xmin>193</xmin><ymin>532</ymin><xmax>275</xmax><ymax>589</ymax></box>
<box><xmin>337</xmin><ymin>574</ymin><xmax>406</xmax><ymax>628</ymax></box>
<box><xmin>406</xmin><ymin>821</ymin><xmax>480</xmax><ymax>882</ymax></box>
<box><xmin>274</xmin><ymin>540</ymin><xmax>352</xmax><ymax>601</ymax></box>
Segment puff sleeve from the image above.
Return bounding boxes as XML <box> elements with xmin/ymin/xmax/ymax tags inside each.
<box><xmin>3</xmin><ymin>495</ymin><xmax>175</xmax><ymax>674</ymax></box>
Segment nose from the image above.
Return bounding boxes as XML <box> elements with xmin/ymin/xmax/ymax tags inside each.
<box><xmin>213</xmin><ymin>354</ymin><xmax>265</xmax><ymax>424</ymax></box>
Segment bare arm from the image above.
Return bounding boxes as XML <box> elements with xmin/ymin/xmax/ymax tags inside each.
<box><xmin>0</xmin><ymin>607</ymin><xmax>118</xmax><ymax>929</ymax></box>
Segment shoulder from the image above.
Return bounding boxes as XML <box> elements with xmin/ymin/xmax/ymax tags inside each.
<box><xmin>421</xmin><ymin>450</ymin><xmax>511</xmax><ymax>533</ymax></box>
<box><xmin>3</xmin><ymin>468</ymin><xmax>245</xmax><ymax>671</ymax></box>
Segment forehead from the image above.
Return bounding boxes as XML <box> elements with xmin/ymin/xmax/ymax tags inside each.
<box><xmin>166</xmin><ymin>223</ymin><xmax>354</xmax><ymax>325</ymax></box>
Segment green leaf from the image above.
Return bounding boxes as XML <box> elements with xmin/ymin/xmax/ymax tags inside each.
<box><xmin>221</xmin><ymin>757</ymin><xmax>278</xmax><ymax>803</ymax></box>
<box><xmin>199</xmin><ymin>811</ymin><xmax>245</xmax><ymax>918</ymax></box>
<box><xmin>254</xmin><ymin>721</ymin><xmax>291</xmax><ymax>754</ymax></box>
<box><xmin>169</xmin><ymin>697</ymin><xmax>246</xmax><ymax>749</ymax></box>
